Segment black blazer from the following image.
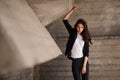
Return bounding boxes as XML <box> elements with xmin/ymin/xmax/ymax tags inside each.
<box><xmin>63</xmin><ymin>20</ymin><xmax>89</xmax><ymax>60</ymax></box>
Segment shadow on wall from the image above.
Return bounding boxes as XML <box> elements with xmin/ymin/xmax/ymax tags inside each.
<box><xmin>0</xmin><ymin>68</ymin><xmax>33</xmax><ymax>80</ymax></box>
<box><xmin>33</xmin><ymin>54</ymin><xmax>73</xmax><ymax>80</ymax></box>
<box><xmin>109</xmin><ymin>24</ymin><xmax>120</xmax><ymax>36</ymax></box>
<box><xmin>0</xmin><ymin>77</ymin><xmax>4</xmax><ymax>80</ymax></box>
<box><xmin>0</xmin><ymin>55</ymin><xmax>72</xmax><ymax>80</ymax></box>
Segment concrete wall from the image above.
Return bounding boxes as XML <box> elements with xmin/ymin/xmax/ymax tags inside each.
<box><xmin>46</xmin><ymin>0</ymin><xmax>120</xmax><ymax>38</ymax></box>
<box><xmin>34</xmin><ymin>37</ymin><xmax>120</xmax><ymax>80</ymax></box>
<box><xmin>73</xmin><ymin>0</ymin><xmax>120</xmax><ymax>36</ymax></box>
<box><xmin>0</xmin><ymin>0</ymin><xmax>63</xmax><ymax>75</ymax></box>
<box><xmin>1</xmin><ymin>0</ymin><xmax>120</xmax><ymax>80</ymax></box>
<box><xmin>0</xmin><ymin>68</ymin><xmax>33</xmax><ymax>80</ymax></box>
<box><xmin>0</xmin><ymin>0</ymin><xmax>73</xmax><ymax>80</ymax></box>
<box><xmin>46</xmin><ymin>0</ymin><xmax>120</xmax><ymax>37</ymax></box>
<box><xmin>26</xmin><ymin>0</ymin><xmax>74</xmax><ymax>26</ymax></box>
<box><xmin>43</xmin><ymin>0</ymin><xmax>120</xmax><ymax>80</ymax></box>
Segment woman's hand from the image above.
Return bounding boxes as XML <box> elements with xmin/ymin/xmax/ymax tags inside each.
<box><xmin>71</xmin><ymin>4</ymin><xmax>78</xmax><ymax>11</ymax></box>
<box><xmin>63</xmin><ymin>4</ymin><xmax>78</xmax><ymax>20</ymax></box>
<box><xmin>82</xmin><ymin>66</ymin><xmax>86</xmax><ymax>74</ymax></box>
<box><xmin>82</xmin><ymin>56</ymin><xmax>88</xmax><ymax>74</ymax></box>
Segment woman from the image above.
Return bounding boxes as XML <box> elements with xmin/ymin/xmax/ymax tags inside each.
<box><xmin>63</xmin><ymin>5</ymin><xmax>92</xmax><ymax>80</ymax></box>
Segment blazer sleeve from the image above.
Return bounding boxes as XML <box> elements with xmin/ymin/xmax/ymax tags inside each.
<box><xmin>84</xmin><ymin>42</ymin><xmax>89</xmax><ymax>57</ymax></box>
<box><xmin>63</xmin><ymin>20</ymin><xmax>73</xmax><ymax>34</ymax></box>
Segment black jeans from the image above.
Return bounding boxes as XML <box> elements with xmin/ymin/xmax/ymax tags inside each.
<box><xmin>72</xmin><ymin>57</ymin><xmax>89</xmax><ymax>80</ymax></box>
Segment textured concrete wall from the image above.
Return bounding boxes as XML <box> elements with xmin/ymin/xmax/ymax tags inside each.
<box><xmin>0</xmin><ymin>0</ymin><xmax>62</xmax><ymax>74</ymax></box>
<box><xmin>45</xmin><ymin>0</ymin><xmax>120</xmax><ymax>38</ymax></box>
<box><xmin>33</xmin><ymin>37</ymin><xmax>120</xmax><ymax>80</ymax></box>
<box><xmin>73</xmin><ymin>0</ymin><xmax>120</xmax><ymax>36</ymax></box>
<box><xmin>46</xmin><ymin>0</ymin><xmax>120</xmax><ymax>37</ymax></box>
<box><xmin>0</xmin><ymin>68</ymin><xmax>33</xmax><ymax>80</ymax></box>
<box><xmin>26</xmin><ymin>0</ymin><xmax>74</xmax><ymax>26</ymax></box>
<box><xmin>0</xmin><ymin>0</ymin><xmax>73</xmax><ymax>80</ymax></box>
<box><xmin>42</xmin><ymin>0</ymin><xmax>120</xmax><ymax>80</ymax></box>
<box><xmin>1</xmin><ymin>0</ymin><xmax>120</xmax><ymax>80</ymax></box>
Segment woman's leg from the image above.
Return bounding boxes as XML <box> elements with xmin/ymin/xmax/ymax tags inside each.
<box><xmin>82</xmin><ymin>62</ymin><xmax>89</xmax><ymax>80</ymax></box>
<box><xmin>72</xmin><ymin>58</ymin><xmax>83</xmax><ymax>80</ymax></box>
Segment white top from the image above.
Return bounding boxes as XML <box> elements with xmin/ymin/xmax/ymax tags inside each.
<box><xmin>71</xmin><ymin>34</ymin><xmax>85</xmax><ymax>58</ymax></box>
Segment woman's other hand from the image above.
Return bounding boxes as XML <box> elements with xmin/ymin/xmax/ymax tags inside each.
<box><xmin>82</xmin><ymin>66</ymin><xmax>86</xmax><ymax>74</ymax></box>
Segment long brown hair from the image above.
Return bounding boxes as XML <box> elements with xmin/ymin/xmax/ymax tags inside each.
<box><xmin>74</xmin><ymin>19</ymin><xmax>92</xmax><ymax>44</ymax></box>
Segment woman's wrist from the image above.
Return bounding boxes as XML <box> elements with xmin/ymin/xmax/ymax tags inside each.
<box><xmin>83</xmin><ymin>56</ymin><xmax>88</xmax><ymax>68</ymax></box>
<box><xmin>71</xmin><ymin>8</ymin><xmax>75</xmax><ymax>11</ymax></box>
<box><xmin>83</xmin><ymin>64</ymin><xmax>86</xmax><ymax>68</ymax></box>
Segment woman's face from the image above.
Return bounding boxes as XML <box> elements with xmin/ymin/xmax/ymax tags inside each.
<box><xmin>76</xmin><ymin>23</ymin><xmax>84</xmax><ymax>34</ymax></box>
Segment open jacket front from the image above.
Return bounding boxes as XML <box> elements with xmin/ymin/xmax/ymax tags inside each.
<box><xmin>63</xmin><ymin>20</ymin><xmax>89</xmax><ymax>60</ymax></box>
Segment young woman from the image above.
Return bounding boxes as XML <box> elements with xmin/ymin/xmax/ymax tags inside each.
<box><xmin>63</xmin><ymin>5</ymin><xmax>92</xmax><ymax>80</ymax></box>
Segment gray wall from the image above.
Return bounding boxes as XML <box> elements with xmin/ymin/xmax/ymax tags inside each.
<box><xmin>43</xmin><ymin>0</ymin><xmax>120</xmax><ymax>80</ymax></box>
<box><xmin>0</xmin><ymin>0</ymin><xmax>120</xmax><ymax>80</ymax></box>
<box><xmin>26</xmin><ymin>0</ymin><xmax>73</xmax><ymax>26</ymax></box>
<box><xmin>73</xmin><ymin>0</ymin><xmax>120</xmax><ymax>36</ymax></box>
<box><xmin>0</xmin><ymin>69</ymin><xmax>33</xmax><ymax>80</ymax></box>
<box><xmin>47</xmin><ymin>0</ymin><xmax>120</xmax><ymax>38</ymax></box>
<box><xmin>0</xmin><ymin>0</ymin><xmax>72</xmax><ymax>80</ymax></box>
